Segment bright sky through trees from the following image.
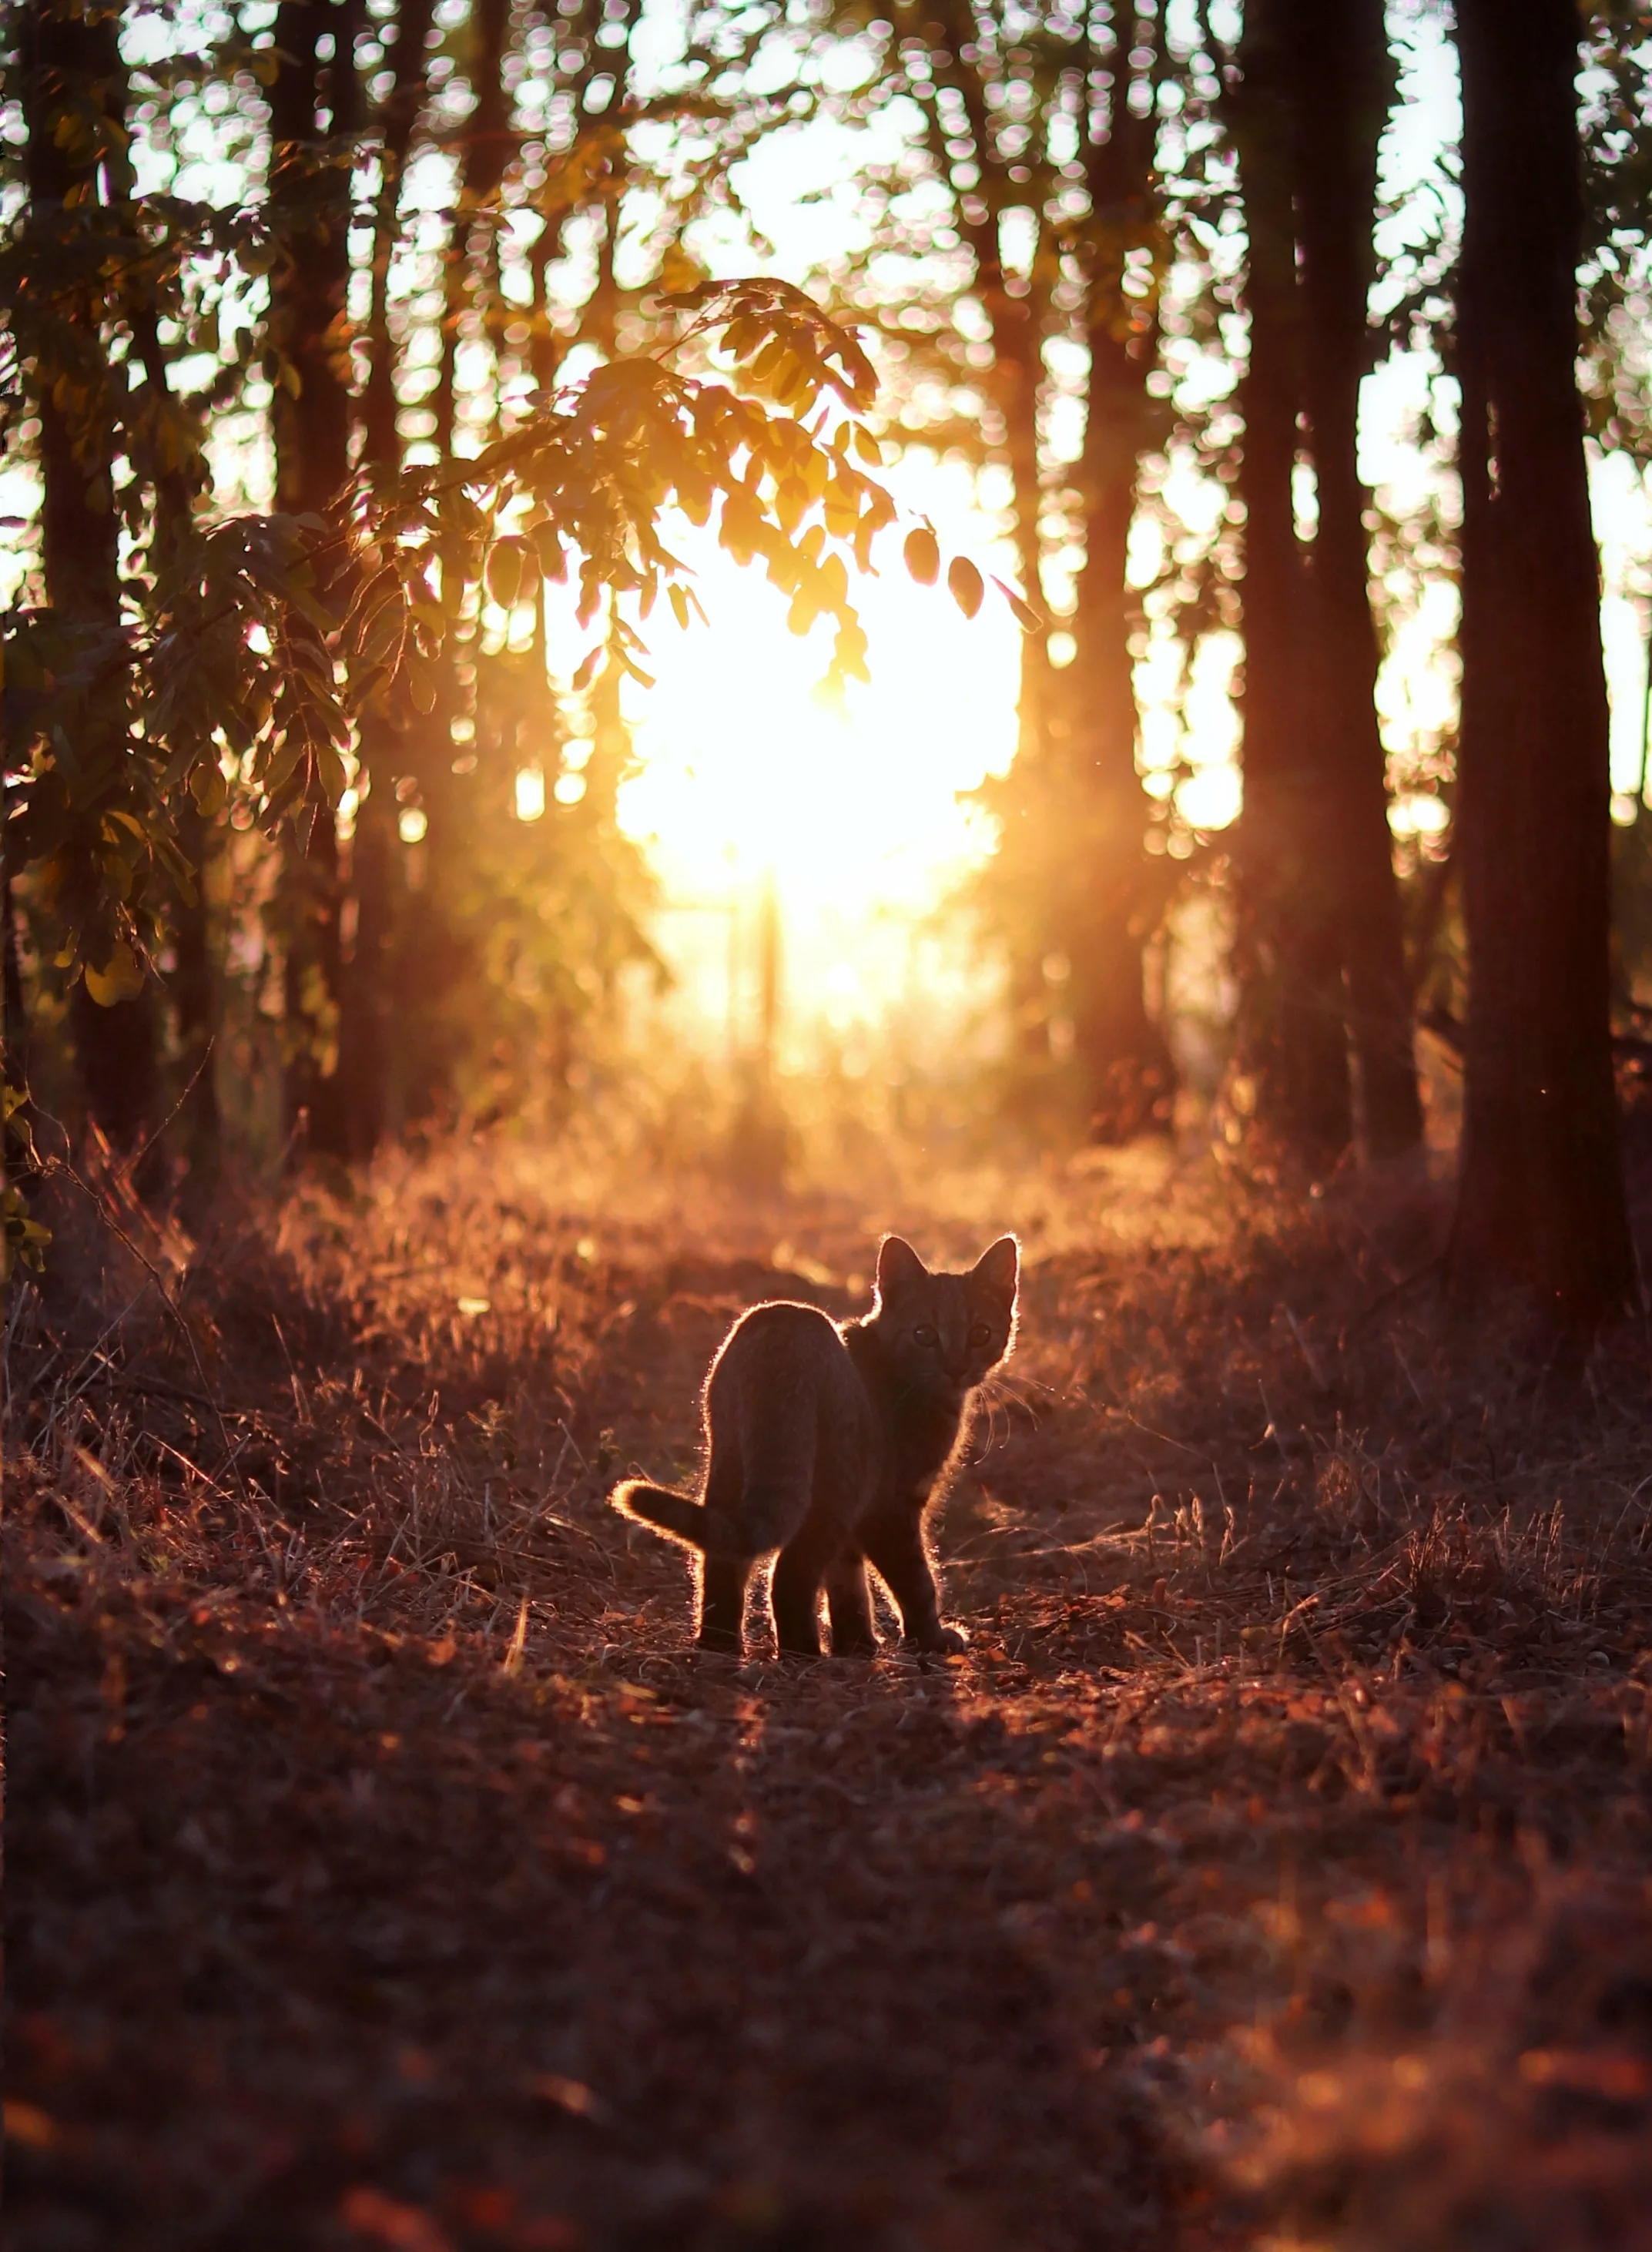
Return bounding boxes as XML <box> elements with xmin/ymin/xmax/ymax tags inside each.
<box><xmin>5</xmin><ymin>0</ymin><xmax>1650</xmax><ymax>1064</ymax></box>
<box><xmin>590</xmin><ymin>2</ymin><xmax>1652</xmax><ymax>1056</ymax></box>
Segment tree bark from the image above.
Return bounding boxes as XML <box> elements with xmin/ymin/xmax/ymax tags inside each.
<box><xmin>1228</xmin><ymin>0</ymin><xmax>1352</xmax><ymax>1168</ymax></box>
<box><xmin>1052</xmin><ymin>43</ymin><xmax>1176</xmax><ymax>1140</ymax></box>
<box><xmin>1292</xmin><ymin>0</ymin><xmax>1422</xmax><ymax>1159</ymax></box>
<box><xmin>930</xmin><ymin>0</ymin><xmax>1051</xmax><ymax>778</ymax></box>
<box><xmin>1449</xmin><ymin>0</ymin><xmax>1632</xmax><ymax>1320</ymax></box>
<box><xmin>269</xmin><ymin>0</ymin><xmax>364</xmax><ymax>1161</ymax></box>
<box><xmin>172</xmin><ymin>800</ymin><xmax>222</xmax><ymax>1201</ymax></box>
<box><xmin>431</xmin><ymin>0</ymin><xmax>513</xmax><ymax>461</ymax></box>
<box><xmin>20</xmin><ymin>0</ymin><xmax>159</xmax><ymax>1155</ymax></box>
<box><xmin>344</xmin><ymin>0</ymin><xmax>437</xmax><ymax>1161</ymax></box>
<box><xmin>1057</xmin><ymin>303</ymin><xmax>1174</xmax><ymax>1138</ymax></box>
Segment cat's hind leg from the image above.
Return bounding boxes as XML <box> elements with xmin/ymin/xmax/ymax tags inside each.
<box><xmin>695</xmin><ymin>1433</ymin><xmax>754</xmax><ymax>1652</ymax></box>
<box><xmin>770</xmin><ymin>1522</ymin><xmax>843</xmax><ymax>1657</ymax></box>
<box><xmin>826</xmin><ymin>1550</ymin><xmax>878</xmax><ymax>1655</ymax></box>
<box><xmin>695</xmin><ymin>1553</ymin><xmax>751</xmax><ymax>1652</ymax></box>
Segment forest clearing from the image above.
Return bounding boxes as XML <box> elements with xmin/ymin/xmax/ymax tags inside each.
<box><xmin>10</xmin><ymin>1127</ymin><xmax>1652</xmax><ymax>2252</ymax></box>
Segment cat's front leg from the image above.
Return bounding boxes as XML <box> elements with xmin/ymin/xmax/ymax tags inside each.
<box><xmin>860</xmin><ymin>1504</ymin><xmax>967</xmax><ymax>1654</ymax></box>
<box><xmin>826</xmin><ymin>1551</ymin><xmax>878</xmax><ymax>1655</ymax></box>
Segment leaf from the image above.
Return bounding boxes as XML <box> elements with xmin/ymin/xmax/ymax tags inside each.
<box><xmin>853</xmin><ymin>425</ymin><xmax>883</xmax><ymax>467</ymax></box>
<box><xmin>189</xmin><ymin>760</ymin><xmax>229</xmax><ymax>816</ymax></box>
<box><xmin>84</xmin><ymin>942</ymin><xmax>146</xmax><ymax>1007</ymax></box>
<box><xmin>947</xmin><ymin>556</ymin><xmax>985</xmax><ymax>620</ymax></box>
<box><xmin>903</xmin><ymin>527</ymin><xmax>941</xmax><ymax>586</ymax></box>
<box><xmin>992</xmin><ymin>575</ymin><xmax>1044</xmax><ymax>632</ymax></box>
<box><xmin>656</xmin><ymin>244</ymin><xmax>708</xmax><ymax>297</ymax></box>
<box><xmin>485</xmin><ymin>538</ymin><xmax>534</xmax><ymax>608</ymax></box>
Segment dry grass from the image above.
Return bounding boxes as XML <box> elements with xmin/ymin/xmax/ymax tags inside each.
<box><xmin>7</xmin><ymin>1131</ymin><xmax>1652</xmax><ymax>2250</ymax></box>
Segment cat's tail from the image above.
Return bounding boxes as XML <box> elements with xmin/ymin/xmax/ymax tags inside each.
<box><xmin>611</xmin><ymin>1480</ymin><xmax>743</xmax><ymax>1554</ymax></box>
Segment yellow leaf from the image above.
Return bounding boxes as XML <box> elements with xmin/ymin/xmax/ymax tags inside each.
<box><xmin>657</xmin><ymin>243</ymin><xmax>707</xmax><ymax>297</ymax></box>
<box><xmin>903</xmin><ymin>527</ymin><xmax>940</xmax><ymax>586</ymax></box>
<box><xmin>189</xmin><ymin>761</ymin><xmax>229</xmax><ymax>816</ymax></box>
<box><xmin>947</xmin><ymin>555</ymin><xmax>985</xmax><ymax>619</ymax></box>
<box><xmin>485</xmin><ymin>538</ymin><xmax>528</xmax><ymax>607</ymax></box>
<box><xmin>84</xmin><ymin>942</ymin><xmax>145</xmax><ymax>1007</ymax></box>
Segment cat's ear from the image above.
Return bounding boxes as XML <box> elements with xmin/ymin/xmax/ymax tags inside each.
<box><xmin>972</xmin><ymin>1235</ymin><xmax>1020</xmax><ymax>1301</ymax></box>
<box><xmin>876</xmin><ymin>1235</ymin><xmax>928</xmax><ymax>1301</ymax></box>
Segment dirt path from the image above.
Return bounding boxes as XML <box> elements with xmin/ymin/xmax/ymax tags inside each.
<box><xmin>9</xmin><ymin>1148</ymin><xmax>1652</xmax><ymax>2250</ymax></box>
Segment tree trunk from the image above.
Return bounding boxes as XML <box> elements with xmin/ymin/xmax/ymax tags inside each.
<box><xmin>1228</xmin><ymin>0</ymin><xmax>1352</xmax><ymax>1168</ymax></box>
<box><xmin>1292</xmin><ymin>0</ymin><xmax>1422</xmax><ymax>1160</ymax></box>
<box><xmin>1449</xmin><ymin>0</ymin><xmax>1632</xmax><ymax>1320</ymax></box>
<box><xmin>270</xmin><ymin>0</ymin><xmax>364</xmax><ymax>1161</ymax></box>
<box><xmin>1051</xmin><ymin>50</ymin><xmax>1176</xmax><ymax>1141</ymax></box>
<box><xmin>933</xmin><ymin>0</ymin><xmax>1049</xmax><ymax>777</ymax></box>
<box><xmin>389</xmin><ymin>0</ymin><xmax>513</xmax><ymax>1130</ymax></box>
<box><xmin>1060</xmin><ymin>304</ymin><xmax>1174</xmax><ymax>1138</ymax></box>
<box><xmin>362</xmin><ymin>0</ymin><xmax>436</xmax><ymax>486</ymax></box>
<box><xmin>344</xmin><ymin>0</ymin><xmax>437</xmax><ymax>1161</ymax></box>
<box><xmin>172</xmin><ymin>801</ymin><xmax>222</xmax><ymax>1202</ymax></box>
<box><xmin>20</xmin><ymin>0</ymin><xmax>159</xmax><ymax>1155</ymax></box>
<box><xmin>431</xmin><ymin>0</ymin><xmax>512</xmax><ymax>461</ymax></box>
<box><xmin>127</xmin><ymin>205</ymin><xmax>221</xmax><ymax>1197</ymax></box>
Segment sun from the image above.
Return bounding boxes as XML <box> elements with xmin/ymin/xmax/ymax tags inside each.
<box><xmin>619</xmin><ymin>461</ymin><xmax>1020</xmax><ymax>907</ymax></box>
<box><xmin>608</xmin><ymin>456</ymin><xmax>1025</xmax><ymax>1044</ymax></box>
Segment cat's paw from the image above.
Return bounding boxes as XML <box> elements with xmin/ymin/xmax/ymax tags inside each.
<box><xmin>906</xmin><ymin>1622</ymin><xmax>969</xmax><ymax>1656</ymax></box>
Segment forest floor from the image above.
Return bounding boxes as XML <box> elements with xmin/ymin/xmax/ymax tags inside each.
<box><xmin>8</xmin><ymin>1126</ymin><xmax>1652</xmax><ymax>2252</ymax></box>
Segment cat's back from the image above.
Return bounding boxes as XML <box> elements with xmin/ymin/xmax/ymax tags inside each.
<box><xmin>709</xmin><ymin>1298</ymin><xmax>850</xmax><ymax>1385</ymax></box>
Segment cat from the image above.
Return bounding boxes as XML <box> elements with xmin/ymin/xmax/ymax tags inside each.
<box><xmin>612</xmin><ymin>1233</ymin><xmax>1019</xmax><ymax>1657</ymax></box>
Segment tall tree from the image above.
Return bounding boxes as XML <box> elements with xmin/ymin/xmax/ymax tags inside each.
<box><xmin>1449</xmin><ymin>0</ymin><xmax>1633</xmax><ymax>1318</ymax></box>
<box><xmin>1226</xmin><ymin>0</ymin><xmax>1350</xmax><ymax>1164</ymax></box>
<box><xmin>1040</xmin><ymin>11</ymin><xmax>1178</xmax><ymax>1137</ymax></box>
<box><xmin>836</xmin><ymin>0</ymin><xmax>1191</xmax><ymax>1131</ymax></box>
<box><xmin>1225</xmin><ymin>0</ymin><xmax>1422</xmax><ymax>1167</ymax></box>
<box><xmin>18</xmin><ymin>0</ymin><xmax>159</xmax><ymax>1155</ymax></box>
<box><xmin>340</xmin><ymin>0</ymin><xmax>438</xmax><ymax>1161</ymax></box>
<box><xmin>268</xmin><ymin>0</ymin><xmax>364</xmax><ymax>1159</ymax></box>
<box><xmin>1292</xmin><ymin>0</ymin><xmax>1421</xmax><ymax>1160</ymax></box>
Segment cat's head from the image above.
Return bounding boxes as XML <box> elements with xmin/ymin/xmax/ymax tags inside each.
<box><xmin>869</xmin><ymin>1234</ymin><xmax>1020</xmax><ymax>1402</ymax></box>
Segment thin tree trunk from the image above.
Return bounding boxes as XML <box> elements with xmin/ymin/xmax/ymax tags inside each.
<box><xmin>362</xmin><ymin>0</ymin><xmax>436</xmax><ymax>485</ymax></box>
<box><xmin>393</xmin><ymin>0</ymin><xmax>512</xmax><ymax>1128</ymax></box>
<box><xmin>932</xmin><ymin>0</ymin><xmax>1049</xmax><ymax>776</ymax></box>
<box><xmin>431</xmin><ymin>0</ymin><xmax>512</xmax><ymax>461</ymax></box>
<box><xmin>344</xmin><ymin>0</ymin><xmax>436</xmax><ymax>1161</ymax></box>
<box><xmin>1449</xmin><ymin>0</ymin><xmax>1632</xmax><ymax>1319</ymax></box>
<box><xmin>172</xmin><ymin>801</ymin><xmax>222</xmax><ymax>1198</ymax></box>
<box><xmin>21</xmin><ymin>0</ymin><xmax>159</xmax><ymax>1156</ymax></box>
<box><xmin>126</xmin><ymin>191</ymin><xmax>222</xmax><ymax>1197</ymax></box>
<box><xmin>1228</xmin><ymin>0</ymin><xmax>1352</xmax><ymax>1167</ymax></box>
<box><xmin>270</xmin><ymin>0</ymin><xmax>364</xmax><ymax>1161</ymax></box>
<box><xmin>1059</xmin><ymin>304</ymin><xmax>1175</xmax><ymax>1138</ymax></box>
<box><xmin>1292</xmin><ymin>0</ymin><xmax>1422</xmax><ymax>1159</ymax></box>
<box><xmin>1053</xmin><ymin>32</ymin><xmax>1176</xmax><ymax>1140</ymax></box>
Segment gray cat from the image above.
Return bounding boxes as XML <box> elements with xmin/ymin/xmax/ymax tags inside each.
<box><xmin>612</xmin><ymin>1235</ymin><xmax>1019</xmax><ymax>1656</ymax></box>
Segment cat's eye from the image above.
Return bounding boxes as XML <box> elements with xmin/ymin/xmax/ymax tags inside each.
<box><xmin>913</xmin><ymin>1324</ymin><xmax>938</xmax><ymax>1346</ymax></box>
<box><xmin>969</xmin><ymin>1323</ymin><xmax>994</xmax><ymax>1346</ymax></box>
